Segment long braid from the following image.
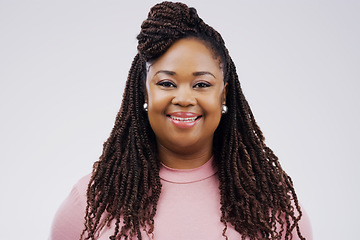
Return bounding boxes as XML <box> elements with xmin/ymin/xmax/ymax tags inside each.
<box><xmin>81</xmin><ymin>53</ymin><xmax>160</xmax><ymax>239</ymax></box>
<box><xmin>81</xmin><ymin>1</ymin><xmax>305</xmax><ymax>239</ymax></box>
<box><xmin>214</xmin><ymin>45</ymin><xmax>305</xmax><ymax>239</ymax></box>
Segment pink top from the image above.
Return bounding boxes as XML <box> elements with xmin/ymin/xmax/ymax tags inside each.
<box><xmin>50</xmin><ymin>158</ymin><xmax>312</xmax><ymax>239</ymax></box>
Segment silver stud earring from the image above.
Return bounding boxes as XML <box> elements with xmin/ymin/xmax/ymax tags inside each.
<box><xmin>143</xmin><ymin>103</ymin><xmax>148</xmax><ymax>112</ymax></box>
<box><xmin>221</xmin><ymin>105</ymin><xmax>228</xmax><ymax>114</ymax></box>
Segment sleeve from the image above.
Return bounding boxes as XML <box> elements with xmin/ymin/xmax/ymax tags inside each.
<box><xmin>49</xmin><ymin>174</ymin><xmax>90</xmax><ymax>240</ymax></box>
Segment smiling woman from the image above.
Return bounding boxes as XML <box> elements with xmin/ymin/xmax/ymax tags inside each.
<box><xmin>50</xmin><ymin>1</ymin><xmax>312</xmax><ymax>240</ymax></box>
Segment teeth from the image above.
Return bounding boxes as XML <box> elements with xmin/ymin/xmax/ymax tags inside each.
<box><xmin>170</xmin><ymin>116</ymin><xmax>198</xmax><ymax>122</ymax></box>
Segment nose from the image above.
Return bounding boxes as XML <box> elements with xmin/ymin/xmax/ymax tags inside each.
<box><xmin>171</xmin><ymin>86</ymin><xmax>196</xmax><ymax>106</ymax></box>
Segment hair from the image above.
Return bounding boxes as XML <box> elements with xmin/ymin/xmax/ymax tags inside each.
<box><xmin>81</xmin><ymin>2</ymin><xmax>305</xmax><ymax>240</ymax></box>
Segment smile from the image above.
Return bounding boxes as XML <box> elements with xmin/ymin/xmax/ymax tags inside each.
<box><xmin>169</xmin><ymin>116</ymin><xmax>199</xmax><ymax>122</ymax></box>
<box><xmin>167</xmin><ymin>112</ymin><xmax>202</xmax><ymax>128</ymax></box>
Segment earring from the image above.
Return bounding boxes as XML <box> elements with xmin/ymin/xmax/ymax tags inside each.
<box><xmin>143</xmin><ymin>103</ymin><xmax>148</xmax><ymax>112</ymax></box>
<box><xmin>221</xmin><ymin>105</ymin><xmax>228</xmax><ymax>114</ymax></box>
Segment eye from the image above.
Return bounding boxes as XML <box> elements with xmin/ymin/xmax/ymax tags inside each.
<box><xmin>157</xmin><ymin>80</ymin><xmax>176</xmax><ymax>88</ymax></box>
<box><xmin>193</xmin><ymin>82</ymin><xmax>212</xmax><ymax>88</ymax></box>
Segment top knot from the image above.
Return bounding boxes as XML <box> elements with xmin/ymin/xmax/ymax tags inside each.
<box><xmin>137</xmin><ymin>1</ymin><xmax>205</xmax><ymax>61</ymax></box>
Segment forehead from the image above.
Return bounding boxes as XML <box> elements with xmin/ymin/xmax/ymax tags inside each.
<box><xmin>148</xmin><ymin>38</ymin><xmax>222</xmax><ymax>73</ymax></box>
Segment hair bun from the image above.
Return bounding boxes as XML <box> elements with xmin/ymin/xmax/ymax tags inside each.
<box><xmin>137</xmin><ymin>1</ymin><xmax>203</xmax><ymax>61</ymax></box>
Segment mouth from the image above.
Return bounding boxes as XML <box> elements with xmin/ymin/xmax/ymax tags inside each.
<box><xmin>168</xmin><ymin>115</ymin><xmax>202</xmax><ymax>122</ymax></box>
<box><xmin>166</xmin><ymin>112</ymin><xmax>202</xmax><ymax>128</ymax></box>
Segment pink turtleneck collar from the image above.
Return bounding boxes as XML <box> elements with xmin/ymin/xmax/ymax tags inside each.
<box><xmin>159</xmin><ymin>157</ymin><xmax>217</xmax><ymax>184</ymax></box>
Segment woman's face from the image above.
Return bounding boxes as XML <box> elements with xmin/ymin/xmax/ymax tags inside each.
<box><xmin>145</xmin><ymin>38</ymin><xmax>226</xmax><ymax>155</ymax></box>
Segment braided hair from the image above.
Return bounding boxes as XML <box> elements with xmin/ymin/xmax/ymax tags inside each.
<box><xmin>81</xmin><ymin>2</ymin><xmax>305</xmax><ymax>239</ymax></box>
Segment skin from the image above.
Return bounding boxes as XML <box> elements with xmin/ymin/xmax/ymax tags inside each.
<box><xmin>145</xmin><ymin>38</ymin><xmax>227</xmax><ymax>169</ymax></box>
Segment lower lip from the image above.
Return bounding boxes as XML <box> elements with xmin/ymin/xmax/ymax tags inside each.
<box><xmin>168</xmin><ymin>117</ymin><xmax>201</xmax><ymax>129</ymax></box>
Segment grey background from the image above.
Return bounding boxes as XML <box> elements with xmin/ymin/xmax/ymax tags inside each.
<box><xmin>1</xmin><ymin>0</ymin><xmax>359</xmax><ymax>239</ymax></box>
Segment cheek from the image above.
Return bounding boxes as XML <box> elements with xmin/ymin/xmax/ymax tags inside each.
<box><xmin>202</xmin><ymin>92</ymin><xmax>223</xmax><ymax>112</ymax></box>
<box><xmin>148</xmin><ymin>91</ymin><xmax>170</xmax><ymax>113</ymax></box>
<box><xmin>198</xmin><ymin>95</ymin><xmax>223</xmax><ymax>131</ymax></box>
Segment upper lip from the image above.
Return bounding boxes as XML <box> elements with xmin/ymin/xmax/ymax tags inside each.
<box><xmin>167</xmin><ymin>112</ymin><xmax>201</xmax><ymax>118</ymax></box>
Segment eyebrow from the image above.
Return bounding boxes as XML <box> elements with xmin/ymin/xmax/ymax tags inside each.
<box><xmin>154</xmin><ymin>70</ymin><xmax>216</xmax><ymax>78</ymax></box>
<box><xmin>154</xmin><ymin>70</ymin><xmax>176</xmax><ymax>76</ymax></box>
<box><xmin>193</xmin><ymin>71</ymin><xmax>216</xmax><ymax>78</ymax></box>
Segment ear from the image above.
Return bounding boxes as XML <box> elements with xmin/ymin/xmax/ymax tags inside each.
<box><xmin>222</xmin><ymin>82</ymin><xmax>228</xmax><ymax>105</ymax></box>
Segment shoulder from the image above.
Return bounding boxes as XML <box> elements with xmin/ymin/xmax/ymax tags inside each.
<box><xmin>65</xmin><ymin>173</ymin><xmax>91</xmax><ymax>209</ymax></box>
<box><xmin>75</xmin><ymin>173</ymin><xmax>92</xmax><ymax>196</ymax></box>
<box><xmin>280</xmin><ymin>203</ymin><xmax>313</xmax><ymax>240</ymax></box>
<box><xmin>295</xmin><ymin>205</ymin><xmax>313</xmax><ymax>240</ymax></box>
<box><xmin>49</xmin><ymin>173</ymin><xmax>92</xmax><ymax>240</ymax></box>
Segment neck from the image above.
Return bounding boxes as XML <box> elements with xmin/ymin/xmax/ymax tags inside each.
<box><xmin>157</xmin><ymin>144</ymin><xmax>213</xmax><ymax>169</ymax></box>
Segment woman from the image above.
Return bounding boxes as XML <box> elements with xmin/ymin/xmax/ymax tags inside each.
<box><xmin>50</xmin><ymin>2</ymin><xmax>312</xmax><ymax>239</ymax></box>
